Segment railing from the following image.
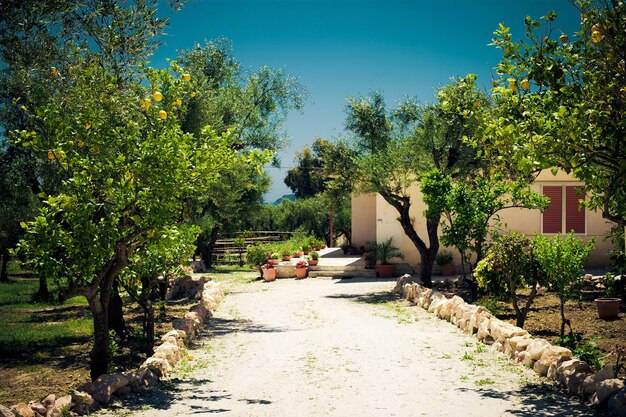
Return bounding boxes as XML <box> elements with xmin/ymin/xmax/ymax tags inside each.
<box><xmin>211</xmin><ymin>231</ymin><xmax>294</xmax><ymax>264</ymax></box>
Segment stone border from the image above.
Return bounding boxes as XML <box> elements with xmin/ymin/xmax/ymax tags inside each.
<box><xmin>394</xmin><ymin>275</ymin><xmax>626</xmax><ymax>417</ymax></box>
<box><xmin>0</xmin><ymin>279</ymin><xmax>223</xmax><ymax>417</ymax></box>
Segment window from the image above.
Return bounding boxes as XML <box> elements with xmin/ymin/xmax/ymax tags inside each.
<box><xmin>542</xmin><ymin>185</ymin><xmax>586</xmax><ymax>234</ymax></box>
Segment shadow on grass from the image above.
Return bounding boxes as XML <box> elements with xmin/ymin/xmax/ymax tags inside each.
<box><xmin>100</xmin><ymin>377</ymin><xmax>272</xmax><ymax>414</ymax></box>
<box><xmin>457</xmin><ymin>382</ymin><xmax>595</xmax><ymax>416</ymax></box>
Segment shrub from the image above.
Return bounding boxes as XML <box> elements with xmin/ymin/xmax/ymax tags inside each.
<box><xmin>435</xmin><ymin>250</ymin><xmax>453</xmax><ymax>265</ymax></box>
<box><xmin>534</xmin><ymin>233</ymin><xmax>594</xmax><ymax>338</ymax></box>
<box><xmin>246</xmin><ymin>244</ymin><xmax>269</xmax><ymax>268</ymax></box>
<box><xmin>474</xmin><ymin>232</ymin><xmax>544</xmax><ymax>328</ymax></box>
<box><xmin>309</xmin><ymin>251</ymin><xmax>319</xmax><ymax>260</ymax></box>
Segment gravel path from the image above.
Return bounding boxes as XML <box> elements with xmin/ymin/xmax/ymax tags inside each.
<box><xmin>109</xmin><ymin>275</ymin><xmax>595</xmax><ymax>417</ymax></box>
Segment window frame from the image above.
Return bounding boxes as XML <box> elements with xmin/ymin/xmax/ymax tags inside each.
<box><xmin>540</xmin><ymin>183</ymin><xmax>587</xmax><ymax>236</ymax></box>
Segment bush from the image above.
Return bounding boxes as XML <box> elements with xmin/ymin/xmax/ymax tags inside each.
<box><xmin>246</xmin><ymin>244</ymin><xmax>269</xmax><ymax>268</ymax></box>
<box><xmin>435</xmin><ymin>251</ymin><xmax>453</xmax><ymax>265</ymax></box>
<box><xmin>474</xmin><ymin>232</ymin><xmax>543</xmax><ymax>328</ymax></box>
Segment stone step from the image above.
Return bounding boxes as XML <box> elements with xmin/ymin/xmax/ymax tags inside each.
<box><xmin>308</xmin><ymin>264</ymin><xmax>367</xmax><ymax>271</ymax></box>
<box><xmin>308</xmin><ymin>269</ymin><xmax>377</xmax><ymax>279</ymax></box>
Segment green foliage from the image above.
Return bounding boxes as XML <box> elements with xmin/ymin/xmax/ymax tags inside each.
<box><xmin>556</xmin><ymin>334</ymin><xmax>608</xmax><ymax>372</ymax></box>
<box><xmin>435</xmin><ymin>251</ymin><xmax>453</xmax><ymax>266</ymax></box>
<box><xmin>246</xmin><ymin>244</ymin><xmax>269</xmax><ymax>268</ymax></box>
<box><xmin>602</xmin><ymin>272</ymin><xmax>616</xmax><ymax>298</ymax></box>
<box><xmin>474</xmin><ymin>232</ymin><xmax>544</xmax><ymax>327</ymax></box>
<box><xmin>482</xmin><ymin>2</ymin><xmax>626</xmax><ymax>227</ymax></box>
<box><xmin>474</xmin><ymin>296</ymin><xmax>507</xmax><ymax>316</ymax></box>
<box><xmin>534</xmin><ymin>233</ymin><xmax>594</xmax><ymax>337</ymax></box>
<box><xmin>372</xmin><ymin>237</ymin><xmax>403</xmax><ymax>265</ymax></box>
<box><xmin>309</xmin><ymin>251</ymin><xmax>319</xmax><ymax>261</ymax></box>
<box><xmin>284</xmin><ymin>139</ymin><xmax>330</xmax><ymax>198</ymax></box>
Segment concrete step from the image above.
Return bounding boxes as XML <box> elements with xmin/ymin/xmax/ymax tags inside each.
<box><xmin>308</xmin><ymin>269</ymin><xmax>376</xmax><ymax>279</ymax></box>
<box><xmin>308</xmin><ymin>264</ymin><xmax>367</xmax><ymax>271</ymax></box>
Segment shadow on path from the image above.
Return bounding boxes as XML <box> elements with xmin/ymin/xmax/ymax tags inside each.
<box><xmin>458</xmin><ymin>383</ymin><xmax>595</xmax><ymax>416</ymax></box>
<box><xmin>197</xmin><ymin>316</ymin><xmax>288</xmax><ymax>339</ymax></box>
<box><xmin>325</xmin><ymin>290</ymin><xmax>401</xmax><ymax>305</ymax></box>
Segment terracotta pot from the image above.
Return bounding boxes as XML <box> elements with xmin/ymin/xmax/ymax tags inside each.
<box><xmin>440</xmin><ymin>263</ymin><xmax>454</xmax><ymax>276</ymax></box>
<box><xmin>282</xmin><ymin>255</ymin><xmax>291</xmax><ymax>261</ymax></box>
<box><xmin>262</xmin><ymin>268</ymin><xmax>276</xmax><ymax>282</ymax></box>
<box><xmin>295</xmin><ymin>267</ymin><xmax>308</xmax><ymax>279</ymax></box>
<box><xmin>307</xmin><ymin>259</ymin><xmax>319</xmax><ymax>266</ymax></box>
<box><xmin>303</xmin><ymin>250</ymin><xmax>310</xmax><ymax>255</ymax></box>
<box><xmin>376</xmin><ymin>264</ymin><xmax>395</xmax><ymax>278</ymax></box>
<box><xmin>268</xmin><ymin>259</ymin><xmax>280</xmax><ymax>266</ymax></box>
<box><xmin>594</xmin><ymin>298</ymin><xmax>621</xmax><ymax>320</ymax></box>
<box><xmin>293</xmin><ymin>251</ymin><xmax>303</xmax><ymax>258</ymax></box>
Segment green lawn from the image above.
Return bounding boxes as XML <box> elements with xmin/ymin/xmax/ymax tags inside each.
<box><xmin>0</xmin><ymin>264</ymin><xmax>91</xmax><ymax>353</ymax></box>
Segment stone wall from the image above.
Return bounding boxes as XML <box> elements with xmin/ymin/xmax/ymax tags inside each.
<box><xmin>0</xmin><ymin>278</ymin><xmax>223</xmax><ymax>417</ymax></box>
<box><xmin>394</xmin><ymin>275</ymin><xmax>626</xmax><ymax>417</ymax></box>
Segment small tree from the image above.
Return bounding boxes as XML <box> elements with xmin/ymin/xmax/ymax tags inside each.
<box><xmin>534</xmin><ymin>233</ymin><xmax>594</xmax><ymax>337</ymax></box>
<box><xmin>474</xmin><ymin>232</ymin><xmax>544</xmax><ymax>328</ymax></box>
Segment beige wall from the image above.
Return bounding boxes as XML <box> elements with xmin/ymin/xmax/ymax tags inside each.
<box><xmin>351</xmin><ymin>193</ymin><xmax>377</xmax><ymax>248</ymax></box>
<box><xmin>352</xmin><ymin>169</ymin><xmax>615</xmax><ymax>268</ymax></box>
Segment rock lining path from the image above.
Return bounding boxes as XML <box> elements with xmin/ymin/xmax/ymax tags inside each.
<box><xmin>106</xmin><ymin>275</ymin><xmax>594</xmax><ymax>416</ymax></box>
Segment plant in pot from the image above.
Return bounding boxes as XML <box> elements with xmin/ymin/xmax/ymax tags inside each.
<box><xmin>302</xmin><ymin>243</ymin><xmax>311</xmax><ymax>255</ymax></box>
<box><xmin>436</xmin><ymin>251</ymin><xmax>454</xmax><ymax>276</ymax></box>
<box><xmin>293</xmin><ymin>248</ymin><xmax>304</xmax><ymax>258</ymax></box>
<box><xmin>247</xmin><ymin>244</ymin><xmax>270</xmax><ymax>278</ymax></box>
<box><xmin>308</xmin><ymin>251</ymin><xmax>319</xmax><ymax>266</ymax></box>
<box><xmin>261</xmin><ymin>263</ymin><xmax>276</xmax><ymax>282</ymax></box>
<box><xmin>364</xmin><ymin>248</ymin><xmax>377</xmax><ymax>268</ymax></box>
<box><xmin>294</xmin><ymin>260</ymin><xmax>308</xmax><ymax>279</ymax></box>
<box><xmin>595</xmin><ymin>272</ymin><xmax>621</xmax><ymax>320</ymax></box>
<box><xmin>281</xmin><ymin>247</ymin><xmax>292</xmax><ymax>262</ymax></box>
<box><xmin>373</xmin><ymin>238</ymin><xmax>403</xmax><ymax>278</ymax></box>
<box><xmin>269</xmin><ymin>252</ymin><xmax>280</xmax><ymax>266</ymax></box>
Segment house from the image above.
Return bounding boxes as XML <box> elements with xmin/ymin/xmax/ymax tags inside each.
<box><xmin>351</xmin><ymin>169</ymin><xmax>614</xmax><ymax>271</ymax></box>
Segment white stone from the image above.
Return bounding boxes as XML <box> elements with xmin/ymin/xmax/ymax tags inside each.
<box><xmin>527</xmin><ymin>338</ymin><xmax>551</xmax><ymax>361</ymax></box>
<box><xmin>533</xmin><ymin>346</ymin><xmax>573</xmax><ymax>377</ymax></box>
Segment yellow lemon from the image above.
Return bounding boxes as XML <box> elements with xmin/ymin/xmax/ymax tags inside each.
<box><xmin>559</xmin><ymin>33</ymin><xmax>569</xmax><ymax>43</ymax></box>
<box><xmin>508</xmin><ymin>83</ymin><xmax>517</xmax><ymax>92</ymax></box>
<box><xmin>47</xmin><ymin>150</ymin><xmax>56</xmax><ymax>160</ymax></box>
<box><xmin>190</xmin><ymin>91</ymin><xmax>197</xmax><ymax>97</ymax></box>
<box><xmin>183</xmin><ymin>73</ymin><xmax>191</xmax><ymax>82</ymax></box>
<box><xmin>141</xmin><ymin>98</ymin><xmax>152</xmax><ymax>108</ymax></box>
<box><xmin>176</xmin><ymin>98</ymin><xmax>182</xmax><ymax>106</ymax></box>
<box><xmin>520</xmin><ymin>79</ymin><xmax>531</xmax><ymax>90</ymax></box>
<box><xmin>153</xmin><ymin>91</ymin><xmax>163</xmax><ymax>102</ymax></box>
<box><xmin>85</xmin><ymin>122</ymin><xmax>91</xmax><ymax>130</ymax></box>
<box><xmin>592</xmin><ymin>23</ymin><xmax>603</xmax><ymax>33</ymax></box>
<box><xmin>159</xmin><ymin>110</ymin><xmax>167</xmax><ymax>120</ymax></box>
<box><xmin>591</xmin><ymin>30</ymin><xmax>603</xmax><ymax>43</ymax></box>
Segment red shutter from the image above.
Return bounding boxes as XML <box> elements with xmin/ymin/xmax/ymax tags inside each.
<box><xmin>543</xmin><ymin>186</ymin><xmax>563</xmax><ymax>233</ymax></box>
<box><xmin>565</xmin><ymin>186</ymin><xmax>585</xmax><ymax>233</ymax></box>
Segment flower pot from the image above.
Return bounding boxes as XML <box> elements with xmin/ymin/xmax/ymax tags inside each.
<box><xmin>440</xmin><ymin>263</ymin><xmax>454</xmax><ymax>276</ymax></box>
<box><xmin>594</xmin><ymin>298</ymin><xmax>621</xmax><ymax>320</ymax></box>
<box><xmin>303</xmin><ymin>250</ymin><xmax>310</xmax><ymax>255</ymax></box>
<box><xmin>268</xmin><ymin>259</ymin><xmax>280</xmax><ymax>266</ymax></box>
<box><xmin>307</xmin><ymin>259</ymin><xmax>319</xmax><ymax>266</ymax></box>
<box><xmin>295</xmin><ymin>267</ymin><xmax>308</xmax><ymax>279</ymax></box>
<box><xmin>293</xmin><ymin>251</ymin><xmax>303</xmax><ymax>258</ymax></box>
<box><xmin>282</xmin><ymin>255</ymin><xmax>291</xmax><ymax>261</ymax></box>
<box><xmin>262</xmin><ymin>268</ymin><xmax>276</xmax><ymax>282</ymax></box>
<box><xmin>376</xmin><ymin>264</ymin><xmax>395</xmax><ymax>278</ymax></box>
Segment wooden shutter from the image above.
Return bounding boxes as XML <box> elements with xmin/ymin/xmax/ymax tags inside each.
<box><xmin>565</xmin><ymin>186</ymin><xmax>585</xmax><ymax>233</ymax></box>
<box><xmin>543</xmin><ymin>186</ymin><xmax>563</xmax><ymax>234</ymax></box>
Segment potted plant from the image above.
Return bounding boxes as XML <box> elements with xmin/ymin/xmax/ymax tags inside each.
<box><xmin>293</xmin><ymin>249</ymin><xmax>304</xmax><ymax>258</ymax></box>
<box><xmin>302</xmin><ymin>244</ymin><xmax>311</xmax><ymax>255</ymax></box>
<box><xmin>281</xmin><ymin>247</ymin><xmax>292</xmax><ymax>262</ymax></box>
<box><xmin>436</xmin><ymin>250</ymin><xmax>454</xmax><ymax>276</ymax></box>
<box><xmin>308</xmin><ymin>251</ymin><xmax>319</xmax><ymax>266</ymax></box>
<box><xmin>364</xmin><ymin>249</ymin><xmax>377</xmax><ymax>268</ymax></box>
<box><xmin>246</xmin><ymin>244</ymin><xmax>270</xmax><ymax>278</ymax></box>
<box><xmin>269</xmin><ymin>252</ymin><xmax>280</xmax><ymax>266</ymax></box>
<box><xmin>295</xmin><ymin>260</ymin><xmax>308</xmax><ymax>279</ymax></box>
<box><xmin>261</xmin><ymin>263</ymin><xmax>276</xmax><ymax>282</ymax></box>
<box><xmin>373</xmin><ymin>238</ymin><xmax>403</xmax><ymax>278</ymax></box>
<box><xmin>595</xmin><ymin>272</ymin><xmax>621</xmax><ymax>320</ymax></box>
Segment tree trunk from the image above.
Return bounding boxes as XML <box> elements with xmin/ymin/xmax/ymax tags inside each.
<box><xmin>88</xmin><ymin>243</ymin><xmax>128</xmax><ymax>380</ymax></box>
<box><xmin>144</xmin><ymin>302</ymin><xmax>155</xmax><ymax>355</ymax></box>
<box><xmin>108</xmin><ymin>282</ymin><xmax>128</xmax><ymax>341</ymax></box>
<box><xmin>0</xmin><ymin>250</ymin><xmax>9</xmax><ymax>282</ymax></box>
<box><xmin>32</xmin><ymin>273</ymin><xmax>50</xmax><ymax>302</ymax></box>
<box><xmin>559</xmin><ymin>300</ymin><xmax>566</xmax><ymax>338</ymax></box>
<box><xmin>380</xmin><ymin>192</ymin><xmax>439</xmax><ymax>287</ymax></box>
<box><xmin>197</xmin><ymin>227</ymin><xmax>220</xmax><ymax>270</ymax></box>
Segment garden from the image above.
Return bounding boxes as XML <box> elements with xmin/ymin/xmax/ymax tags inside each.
<box><xmin>0</xmin><ymin>0</ymin><xmax>625</xmax><ymax>416</ymax></box>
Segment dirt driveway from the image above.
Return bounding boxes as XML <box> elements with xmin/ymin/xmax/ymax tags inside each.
<box><xmin>106</xmin><ymin>275</ymin><xmax>594</xmax><ymax>417</ymax></box>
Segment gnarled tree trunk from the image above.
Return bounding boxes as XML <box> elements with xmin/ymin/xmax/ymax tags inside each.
<box><xmin>0</xmin><ymin>250</ymin><xmax>9</xmax><ymax>282</ymax></box>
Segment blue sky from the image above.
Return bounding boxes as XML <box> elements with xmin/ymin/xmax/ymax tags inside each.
<box><xmin>152</xmin><ymin>0</ymin><xmax>581</xmax><ymax>201</ymax></box>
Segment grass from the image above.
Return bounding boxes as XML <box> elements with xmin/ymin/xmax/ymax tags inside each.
<box><xmin>475</xmin><ymin>378</ymin><xmax>496</xmax><ymax>386</ymax></box>
<box><xmin>0</xmin><ymin>266</ymin><xmax>91</xmax><ymax>353</ymax></box>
